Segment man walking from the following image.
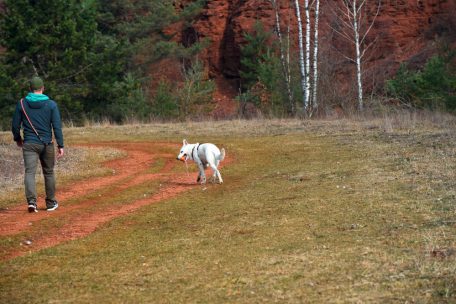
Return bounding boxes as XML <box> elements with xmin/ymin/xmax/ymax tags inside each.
<box><xmin>12</xmin><ymin>76</ymin><xmax>64</xmax><ymax>212</ymax></box>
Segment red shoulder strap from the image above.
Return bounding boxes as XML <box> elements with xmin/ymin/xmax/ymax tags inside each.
<box><xmin>20</xmin><ymin>98</ymin><xmax>43</xmax><ymax>142</ymax></box>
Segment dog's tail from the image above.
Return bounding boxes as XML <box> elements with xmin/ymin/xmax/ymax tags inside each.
<box><xmin>218</xmin><ymin>148</ymin><xmax>226</xmax><ymax>161</ymax></box>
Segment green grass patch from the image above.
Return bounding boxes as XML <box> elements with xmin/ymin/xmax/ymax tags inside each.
<box><xmin>1</xmin><ymin>118</ymin><xmax>455</xmax><ymax>303</ymax></box>
<box><xmin>0</xmin><ymin>146</ymin><xmax>125</xmax><ymax>210</ymax></box>
<box><xmin>0</xmin><ymin>180</ymin><xmax>162</xmax><ymax>260</ymax></box>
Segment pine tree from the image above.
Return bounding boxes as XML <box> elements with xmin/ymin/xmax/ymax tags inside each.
<box><xmin>239</xmin><ymin>22</ymin><xmax>272</xmax><ymax>90</ymax></box>
<box><xmin>0</xmin><ymin>0</ymin><xmax>98</xmax><ymax>121</ymax></box>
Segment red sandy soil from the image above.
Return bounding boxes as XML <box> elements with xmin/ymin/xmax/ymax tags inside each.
<box><xmin>0</xmin><ymin>142</ymin><xmax>230</xmax><ymax>261</ymax></box>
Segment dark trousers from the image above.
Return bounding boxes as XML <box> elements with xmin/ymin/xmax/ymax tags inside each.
<box><xmin>22</xmin><ymin>143</ymin><xmax>56</xmax><ymax>204</ymax></box>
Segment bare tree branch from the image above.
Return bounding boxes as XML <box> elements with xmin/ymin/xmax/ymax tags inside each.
<box><xmin>329</xmin><ymin>24</ymin><xmax>354</xmax><ymax>43</ymax></box>
<box><xmin>328</xmin><ymin>4</ymin><xmax>355</xmax><ymax>30</ymax></box>
<box><xmin>360</xmin><ymin>0</ymin><xmax>381</xmax><ymax>45</ymax></box>
<box><xmin>330</xmin><ymin>45</ymin><xmax>356</xmax><ymax>63</ymax></box>
<box><xmin>360</xmin><ymin>36</ymin><xmax>378</xmax><ymax>59</ymax></box>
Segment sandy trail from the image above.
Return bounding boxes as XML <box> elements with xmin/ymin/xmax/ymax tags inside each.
<box><xmin>0</xmin><ymin>142</ymin><xmax>225</xmax><ymax>260</ymax></box>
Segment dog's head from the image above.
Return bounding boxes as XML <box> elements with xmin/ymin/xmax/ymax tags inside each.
<box><xmin>176</xmin><ymin>139</ymin><xmax>190</xmax><ymax>162</ymax></box>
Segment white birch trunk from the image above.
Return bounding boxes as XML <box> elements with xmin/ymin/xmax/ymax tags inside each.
<box><xmin>286</xmin><ymin>13</ymin><xmax>293</xmax><ymax>112</ymax></box>
<box><xmin>271</xmin><ymin>0</ymin><xmax>295</xmax><ymax>114</ymax></box>
<box><xmin>304</xmin><ymin>0</ymin><xmax>311</xmax><ymax>113</ymax></box>
<box><xmin>294</xmin><ymin>0</ymin><xmax>308</xmax><ymax>112</ymax></box>
<box><xmin>286</xmin><ymin>15</ymin><xmax>292</xmax><ymax>88</ymax></box>
<box><xmin>311</xmin><ymin>0</ymin><xmax>320</xmax><ymax>113</ymax></box>
<box><xmin>352</xmin><ymin>0</ymin><xmax>363</xmax><ymax>111</ymax></box>
<box><xmin>329</xmin><ymin>0</ymin><xmax>380</xmax><ymax>112</ymax></box>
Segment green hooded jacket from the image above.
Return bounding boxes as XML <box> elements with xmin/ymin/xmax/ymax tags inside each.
<box><xmin>11</xmin><ymin>93</ymin><xmax>64</xmax><ymax>148</ymax></box>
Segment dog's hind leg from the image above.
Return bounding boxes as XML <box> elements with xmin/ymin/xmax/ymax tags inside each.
<box><xmin>215</xmin><ymin>169</ymin><xmax>223</xmax><ymax>184</ymax></box>
<box><xmin>206</xmin><ymin>154</ymin><xmax>220</xmax><ymax>184</ymax></box>
<box><xmin>209</xmin><ymin>163</ymin><xmax>223</xmax><ymax>184</ymax></box>
<box><xmin>210</xmin><ymin>163</ymin><xmax>217</xmax><ymax>183</ymax></box>
<box><xmin>211</xmin><ymin>160</ymin><xmax>222</xmax><ymax>183</ymax></box>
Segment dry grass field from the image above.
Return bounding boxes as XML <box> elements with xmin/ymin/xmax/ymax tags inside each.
<box><xmin>0</xmin><ymin>113</ymin><xmax>455</xmax><ymax>303</ymax></box>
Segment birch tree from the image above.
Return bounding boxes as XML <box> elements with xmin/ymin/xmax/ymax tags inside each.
<box><xmin>294</xmin><ymin>0</ymin><xmax>308</xmax><ymax>112</ymax></box>
<box><xmin>311</xmin><ymin>0</ymin><xmax>320</xmax><ymax>114</ymax></box>
<box><xmin>330</xmin><ymin>0</ymin><xmax>381</xmax><ymax>111</ymax></box>
<box><xmin>269</xmin><ymin>0</ymin><xmax>295</xmax><ymax>115</ymax></box>
<box><xmin>304</xmin><ymin>0</ymin><xmax>311</xmax><ymax>113</ymax></box>
<box><xmin>295</xmin><ymin>0</ymin><xmax>320</xmax><ymax>116</ymax></box>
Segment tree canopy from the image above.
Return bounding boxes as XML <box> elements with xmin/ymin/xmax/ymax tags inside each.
<box><xmin>0</xmin><ymin>0</ymin><xmax>206</xmax><ymax>129</ymax></box>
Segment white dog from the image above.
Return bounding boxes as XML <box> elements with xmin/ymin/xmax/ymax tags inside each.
<box><xmin>176</xmin><ymin>139</ymin><xmax>225</xmax><ymax>184</ymax></box>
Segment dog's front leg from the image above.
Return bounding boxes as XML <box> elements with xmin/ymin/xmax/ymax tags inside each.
<box><xmin>197</xmin><ymin>172</ymin><xmax>206</xmax><ymax>183</ymax></box>
<box><xmin>197</xmin><ymin>162</ymin><xmax>206</xmax><ymax>184</ymax></box>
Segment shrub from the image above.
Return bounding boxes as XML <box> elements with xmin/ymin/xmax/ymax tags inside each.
<box><xmin>176</xmin><ymin>60</ymin><xmax>215</xmax><ymax>119</ymax></box>
<box><xmin>238</xmin><ymin>22</ymin><xmax>293</xmax><ymax>117</ymax></box>
<box><xmin>386</xmin><ymin>50</ymin><xmax>456</xmax><ymax>112</ymax></box>
<box><xmin>239</xmin><ymin>22</ymin><xmax>272</xmax><ymax>91</ymax></box>
<box><xmin>152</xmin><ymin>80</ymin><xmax>179</xmax><ymax>119</ymax></box>
<box><xmin>109</xmin><ymin>73</ymin><xmax>150</xmax><ymax>123</ymax></box>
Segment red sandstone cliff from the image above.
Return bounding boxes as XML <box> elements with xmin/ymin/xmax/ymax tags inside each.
<box><xmin>164</xmin><ymin>0</ymin><xmax>455</xmax><ymax>114</ymax></box>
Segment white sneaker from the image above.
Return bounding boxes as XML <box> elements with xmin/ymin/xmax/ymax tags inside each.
<box><xmin>28</xmin><ymin>202</ymin><xmax>38</xmax><ymax>213</ymax></box>
<box><xmin>46</xmin><ymin>201</ymin><xmax>59</xmax><ymax>211</ymax></box>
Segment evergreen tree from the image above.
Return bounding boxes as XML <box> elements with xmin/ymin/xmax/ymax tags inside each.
<box><xmin>152</xmin><ymin>80</ymin><xmax>179</xmax><ymax>119</ymax></box>
<box><xmin>238</xmin><ymin>21</ymin><xmax>291</xmax><ymax>116</ymax></box>
<box><xmin>0</xmin><ymin>0</ymin><xmax>213</xmax><ymax>127</ymax></box>
<box><xmin>387</xmin><ymin>49</ymin><xmax>456</xmax><ymax>112</ymax></box>
<box><xmin>93</xmin><ymin>0</ymin><xmax>207</xmax><ymax>121</ymax></box>
<box><xmin>239</xmin><ymin>22</ymin><xmax>272</xmax><ymax>90</ymax></box>
<box><xmin>0</xmin><ymin>0</ymin><xmax>98</xmax><ymax>124</ymax></box>
<box><xmin>177</xmin><ymin>59</ymin><xmax>214</xmax><ymax>119</ymax></box>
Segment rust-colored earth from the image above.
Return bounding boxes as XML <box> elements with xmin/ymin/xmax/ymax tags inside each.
<box><xmin>0</xmin><ymin>142</ymin><xmax>229</xmax><ymax>261</ymax></box>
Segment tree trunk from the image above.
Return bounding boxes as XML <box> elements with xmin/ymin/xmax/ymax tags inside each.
<box><xmin>294</xmin><ymin>0</ymin><xmax>308</xmax><ymax>113</ymax></box>
<box><xmin>304</xmin><ymin>0</ymin><xmax>311</xmax><ymax>114</ymax></box>
<box><xmin>352</xmin><ymin>0</ymin><xmax>363</xmax><ymax>111</ymax></box>
<box><xmin>271</xmin><ymin>0</ymin><xmax>295</xmax><ymax>115</ymax></box>
<box><xmin>311</xmin><ymin>0</ymin><xmax>320</xmax><ymax>114</ymax></box>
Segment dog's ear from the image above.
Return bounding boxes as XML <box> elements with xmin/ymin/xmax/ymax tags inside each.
<box><xmin>183</xmin><ymin>139</ymin><xmax>188</xmax><ymax>146</ymax></box>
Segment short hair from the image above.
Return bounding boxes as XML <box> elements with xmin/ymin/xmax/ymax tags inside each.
<box><xmin>29</xmin><ymin>76</ymin><xmax>44</xmax><ymax>91</ymax></box>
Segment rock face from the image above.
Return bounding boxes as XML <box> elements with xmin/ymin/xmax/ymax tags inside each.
<box><xmin>193</xmin><ymin>1</ymin><xmax>452</xmax><ymax>69</ymax></box>
<box><xmin>168</xmin><ymin>0</ymin><xmax>455</xmax><ymax>112</ymax></box>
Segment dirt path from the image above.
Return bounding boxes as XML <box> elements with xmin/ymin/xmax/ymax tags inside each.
<box><xmin>0</xmin><ymin>142</ymin><xmax>227</xmax><ymax>261</ymax></box>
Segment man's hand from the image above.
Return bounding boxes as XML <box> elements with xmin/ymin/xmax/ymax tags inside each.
<box><xmin>57</xmin><ymin>147</ymin><xmax>64</xmax><ymax>159</ymax></box>
<box><xmin>16</xmin><ymin>139</ymin><xmax>23</xmax><ymax>148</ymax></box>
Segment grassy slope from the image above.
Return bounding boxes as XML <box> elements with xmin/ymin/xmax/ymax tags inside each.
<box><xmin>0</xmin><ymin>118</ymin><xmax>455</xmax><ymax>303</ymax></box>
<box><xmin>0</xmin><ymin>144</ymin><xmax>125</xmax><ymax>210</ymax></box>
